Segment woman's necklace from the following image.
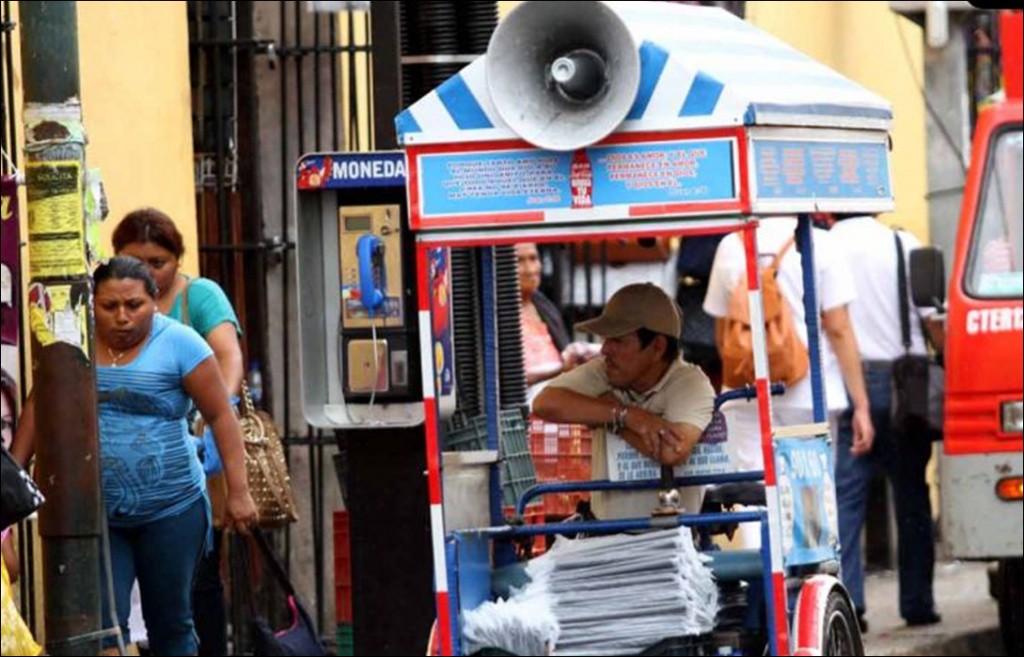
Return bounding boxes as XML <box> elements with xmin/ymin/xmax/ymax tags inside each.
<box><xmin>107</xmin><ymin>346</ymin><xmax>130</xmax><ymax>368</ymax></box>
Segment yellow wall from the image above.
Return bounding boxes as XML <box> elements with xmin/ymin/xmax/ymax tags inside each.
<box><xmin>747</xmin><ymin>1</ymin><xmax>930</xmax><ymax>242</ymax></box>
<box><xmin>8</xmin><ymin>1</ymin><xmax>199</xmax><ymax>274</ymax></box>
<box><xmin>498</xmin><ymin>1</ymin><xmax>931</xmax><ymax>242</ymax></box>
<box><xmin>78</xmin><ymin>2</ymin><xmax>199</xmax><ymax>272</ymax></box>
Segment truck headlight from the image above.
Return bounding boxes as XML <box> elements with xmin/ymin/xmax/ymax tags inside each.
<box><xmin>1003</xmin><ymin>401</ymin><xmax>1024</xmax><ymax>434</ymax></box>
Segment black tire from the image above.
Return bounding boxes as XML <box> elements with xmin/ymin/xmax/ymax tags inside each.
<box><xmin>999</xmin><ymin>559</ymin><xmax>1023</xmax><ymax>657</ymax></box>
<box><xmin>822</xmin><ymin>590</ymin><xmax>865</xmax><ymax>657</ymax></box>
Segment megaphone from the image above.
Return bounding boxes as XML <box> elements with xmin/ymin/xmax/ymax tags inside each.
<box><xmin>486</xmin><ymin>0</ymin><xmax>640</xmax><ymax>152</ymax></box>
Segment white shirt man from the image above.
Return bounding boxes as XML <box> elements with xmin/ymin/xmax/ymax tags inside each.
<box><xmin>827</xmin><ymin>215</ymin><xmax>941</xmax><ymax>628</ymax></box>
<box><xmin>702</xmin><ymin>218</ymin><xmax>874</xmax><ymax>474</ymax></box>
<box><xmin>829</xmin><ymin>217</ymin><xmax>931</xmax><ymax>360</ymax></box>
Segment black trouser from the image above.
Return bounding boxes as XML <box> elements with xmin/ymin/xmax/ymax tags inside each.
<box><xmin>836</xmin><ymin>363</ymin><xmax>937</xmax><ymax>621</ymax></box>
<box><xmin>193</xmin><ymin>529</ymin><xmax>228</xmax><ymax>656</ymax></box>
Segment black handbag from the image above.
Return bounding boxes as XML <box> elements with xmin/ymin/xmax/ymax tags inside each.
<box><xmin>1</xmin><ymin>445</ymin><xmax>45</xmax><ymax>531</ymax></box>
<box><xmin>243</xmin><ymin>529</ymin><xmax>328</xmax><ymax>657</ymax></box>
<box><xmin>891</xmin><ymin>232</ymin><xmax>945</xmax><ymax>437</ymax></box>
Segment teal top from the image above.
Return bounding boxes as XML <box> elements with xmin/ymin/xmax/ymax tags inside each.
<box><xmin>167</xmin><ymin>277</ymin><xmax>241</xmax><ymax>338</ymax></box>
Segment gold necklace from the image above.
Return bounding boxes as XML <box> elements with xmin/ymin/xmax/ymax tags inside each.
<box><xmin>107</xmin><ymin>346</ymin><xmax>130</xmax><ymax>368</ymax></box>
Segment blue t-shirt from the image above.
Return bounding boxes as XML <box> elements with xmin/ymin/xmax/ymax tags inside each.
<box><xmin>167</xmin><ymin>277</ymin><xmax>241</xmax><ymax>339</ymax></box>
<box><xmin>97</xmin><ymin>314</ymin><xmax>213</xmax><ymax>527</ymax></box>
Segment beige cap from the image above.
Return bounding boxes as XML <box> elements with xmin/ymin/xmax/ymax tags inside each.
<box><xmin>574</xmin><ymin>283</ymin><xmax>681</xmax><ymax>339</ymax></box>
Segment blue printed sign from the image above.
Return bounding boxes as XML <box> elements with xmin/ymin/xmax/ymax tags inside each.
<box><xmin>606</xmin><ymin>422</ymin><xmax>734</xmax><ymax>483</ymax></box>
<box><xmin>419</xmin><ymin>150</ymin><xmax>572</xmax><ymax>215</ymax></box>
<box><xmin>297</xmin><ymin>152</ymin><xmax>406</xmax><ymax>190</ymax></box>
<box><xmin>589</xmin><ymin>140</ymin><xmax>736</xmax><ymax>206</ymax></box>
<box><xmin>753</xmin><ymin>139</ymin><xmax>892</xmax><ymax>202</ymax></box>
<box><xmin>415</xmin><ymin>138</ymin><xmax>737</xmax><ymax>220</ymax></box>
<box><xmin>775</xmin><ymin>437</ymin><xmax>840</xmax><ymax>568</ymax></box>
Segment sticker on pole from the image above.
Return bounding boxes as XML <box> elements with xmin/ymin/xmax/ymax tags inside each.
<box><xmin>25</xmin><ymin>161</ymin><xmax>86</xmax><ymax>279</ymax></box>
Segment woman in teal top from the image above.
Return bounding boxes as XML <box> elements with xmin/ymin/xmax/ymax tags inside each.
<box><xmin>113</xmin><ymin>208</ymin><xmax>244</xmax><ymax>396</ymax></box>
<box><xmin>113</xmin><ymin>208</ymin><xmax>243</xmax><ymax>656</ymax></box>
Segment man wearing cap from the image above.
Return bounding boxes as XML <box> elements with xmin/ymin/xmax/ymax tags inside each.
<box><xmin>533</xmin><ymin>283</ymin><xmax>716</xmax><ymax>518</ymax></box>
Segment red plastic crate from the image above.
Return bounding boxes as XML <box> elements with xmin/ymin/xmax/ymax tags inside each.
<box><xmin>528</xmin><ymin>419</ymin><xmax>593</xmax><ymax>517</ymax></box>
<box><xmin>334</xmin><ymin>511</ymin><xmax>354</xmax><ymax>624</ymax></box>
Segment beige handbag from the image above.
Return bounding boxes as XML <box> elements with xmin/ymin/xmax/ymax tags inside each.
<box><xmin>204</xmin><ymin>387</ymin><xmax>298</xmax><ymax>530</ymax></box>
<box><xmin>238</xmin><ymin>382</ymin><xmax>299</xmax><ymax>527</ymax></box>
<box><xmin>181</xmin><ymin>280</ymin><xmax>297</xmax><ymax>528</ymax></box>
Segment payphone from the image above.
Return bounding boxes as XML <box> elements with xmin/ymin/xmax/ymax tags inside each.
<box><xmin>296</xmin><ymin>152</ymin><xmax>442</xmax><ymax>654</ymax></box>
<box><xmin>338</xmin><ymin>204</ymin><xmax>410</xmax><ymax>400</ymax></box>
<box><xmin>295</xmin><ymin>151</ymin><xmax>450</xmax><ymax>429</ymax></box>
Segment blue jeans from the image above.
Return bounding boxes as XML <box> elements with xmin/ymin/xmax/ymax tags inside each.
<box><xmin>193</xmin><ymin>529</ymin><xmax>227</xmax><ymax>656</ymax></box>
<box><xmin>103</xmin><ymin>496</ymin><xmax>210</xmax><ymax>655</ymax></box>
<box><xmin>835</xmin><ymin>364</ymin><xmax>937</xmax><ymax>621</ymax></box>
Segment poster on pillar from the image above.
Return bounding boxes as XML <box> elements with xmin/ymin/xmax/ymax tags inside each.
<box><xmin>428</xmin><ymin>247</ymin><xmax>454</xmax><ymax>398</ymax></box>
<box><xmin>1</xmin><ymin>176</ymin><xmax>21</xmax><ymax>447</ymax></box>
<box><xmin>25</xmin><ymin>160</ymin><xmax>87</xmax><ymax>280</ymax></box>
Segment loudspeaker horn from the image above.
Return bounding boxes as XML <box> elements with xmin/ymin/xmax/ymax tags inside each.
<box><xmin>486</xmin><ymin>1</ymin><xmax>640</xmax><ymax>152</ymax></box>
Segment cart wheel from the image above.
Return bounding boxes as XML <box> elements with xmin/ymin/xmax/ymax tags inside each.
<box><xmin>822</xmin><ymin>591</ymin><xmax>864</xmax><ymax>657</ymax></box>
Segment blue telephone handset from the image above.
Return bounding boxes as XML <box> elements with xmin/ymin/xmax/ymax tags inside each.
<box><xmin>356</xmin><ymin>234</ymin><xmax>387</xmax><ymax>314</ymax></box>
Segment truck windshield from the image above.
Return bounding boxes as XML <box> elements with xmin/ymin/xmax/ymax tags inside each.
<box><xmin>966</xmin><ymin>128</ymin><xmax>1024</xmax><ymax>299</ymax></box>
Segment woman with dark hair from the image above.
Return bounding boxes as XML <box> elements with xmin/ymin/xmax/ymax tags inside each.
<box><xmin>16</xmin><ymin>256</ymin><xmax>257</xmax><ymax>656</ymax></box>
<box><xmin>1</xmin><ymin>368</ymin><xmax>39</xmax><ymax>656</ymax></box>
<box><xmin>1</xmin><ymin>368</ymin><xmax>23</xmax><ymax>584</ymax></box>
<box><xmin>113</xmin><ymin>208</ymin><xmax>244</xmax><ymax>397</ymax></box>
<box><xmin>113</xmin><ymin>208</ymin><xmax>243</xmax><ymax>655</ymax></box>
<box><xmin>516</xmin><ymin>243</ymin><xmax>597</xmax><ymax>391</ymax></box>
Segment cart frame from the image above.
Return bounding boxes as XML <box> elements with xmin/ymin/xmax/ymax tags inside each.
<box><xmin>413</xmin><ymin>211</ymin><xmax>843</xmax><ymax>656</ymax></box>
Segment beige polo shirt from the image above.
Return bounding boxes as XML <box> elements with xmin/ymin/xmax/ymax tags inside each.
<box><xmin>543</xmin><ymin>357</ymin><xmax>716</xmax><ymax>519</ymax></box>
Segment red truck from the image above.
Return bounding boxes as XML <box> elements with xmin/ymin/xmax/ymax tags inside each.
<box><xmin>912</xmin><ymin>10</ymin><xmax>1022</xmax><ymax>656</ymax></box>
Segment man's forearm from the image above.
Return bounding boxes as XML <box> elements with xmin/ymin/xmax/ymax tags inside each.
<box><xmin>533</xmin><ymin>386</ymin><xmax>618</xmax><ymax>426</ymax></box>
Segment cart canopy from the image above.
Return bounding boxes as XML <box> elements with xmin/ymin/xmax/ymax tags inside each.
<box><xmin>397</xmin><ymin>2</ymin><xmax>892</xmax><ymax>146</ymax></box>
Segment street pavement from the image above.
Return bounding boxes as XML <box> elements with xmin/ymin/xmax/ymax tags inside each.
<box><xmin>863</xmin><ymin>560</ymin><xmax>1005</xmax><ymax>656</ymax></box>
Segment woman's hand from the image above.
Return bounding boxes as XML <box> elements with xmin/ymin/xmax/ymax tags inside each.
<box><xmin>561</xmin><ymin>342</ymin><xmax>599</xmax><ymax>371</ymax></box>
<box><xmin>225</xmin><ymin>490</ymin><xmax>259</xmax><ymax>534</ymax></box>
<box><xmin>184</xmin><ymin>359</ymin><xmax>258</xmax><ymax>531</ymax></box>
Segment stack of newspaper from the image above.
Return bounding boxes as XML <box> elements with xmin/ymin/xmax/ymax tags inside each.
<box><xmin>463</xmin><ymin>527</ymin><xmax>718</xmax><ymax>656</ymax></box>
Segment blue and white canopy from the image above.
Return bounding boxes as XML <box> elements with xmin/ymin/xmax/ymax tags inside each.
<box><xmin>396</xmin><ymin>2</ymin><xmax>893</xmax><ymax>146</ymax></box>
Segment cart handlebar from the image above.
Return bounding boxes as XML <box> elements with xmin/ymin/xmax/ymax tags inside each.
<box><xmin>477</xmin><ymin>509</ymin><xmax>768</xmax><ymax>539</ymax></box>
<box><xmin>714</xmin><ymin>382</ymin><xmax>786</xmax><ymax>411</ymax></box>
<box><xmin>515</xmin><ymin>471</ymin><xmax>765</xmax><ymax>516</ymax></box>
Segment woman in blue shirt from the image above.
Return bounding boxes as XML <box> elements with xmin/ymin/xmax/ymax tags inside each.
<box><xmin>113</xmin><ymin>208</ymin><xmax>243</xmax><ymax>655</ymax></box>
<box><xmin>98</xmin><ymin>257</ymin><xmax>257</xmax><ymax>655</ymax></box>
<box><xmin>19</xmin><ymin>257</ymin><xmax>258</xmax><ymax>656</ymax></box>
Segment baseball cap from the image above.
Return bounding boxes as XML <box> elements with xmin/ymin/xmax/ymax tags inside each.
<box><xmin>574</xmin><ymin>283</ymin><xmax>681</xmax><ymax>339</ymax></box>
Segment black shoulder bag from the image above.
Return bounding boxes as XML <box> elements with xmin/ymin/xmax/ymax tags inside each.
<box><xmin>891</xmin><ymin>232</ymin><xmax>944</xmax><ymax>437</ymax></box>
<box><xmin>243</xmin><ymin>529</ymin><xmax>328</xmax><ymax>657</ymax></box>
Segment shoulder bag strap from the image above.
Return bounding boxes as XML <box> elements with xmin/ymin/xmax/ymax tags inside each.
<box><xmin>773</xmin><ymin>237</ymin><xmax>796</xmax><ymax>269</ymax></box>
<box><xmin>179</xmin><ymin>278</ymin><xmax>197</xmax><ymax>328</ymax></box>
<box><xmin>894</xmin><ymin>231</ymin><xmax>912</xmax><ymax>355</ymax></box>
<box><xmin>252</xmin><ymin>528</ymin><xmax>297</xmax><ymax>597</ymax></box>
